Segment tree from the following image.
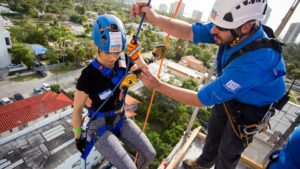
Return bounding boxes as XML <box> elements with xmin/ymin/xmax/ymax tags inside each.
<box><xmin>182</xmin><ymin>78</ymin><xmax>198</xmax><ymax>91</ymax></box>
<box><xmin>11</xmin><ymin>44</ymin><xmax>35</xmax><ymax>68</ymax></box>
<box><xmin>50</xmin><ymin>84</ymin><xmax>61</xmax><ymax>93</ymax></box>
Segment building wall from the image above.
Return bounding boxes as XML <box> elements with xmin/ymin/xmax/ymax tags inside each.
<box><xmin>181</xmin><ymin>57</ymin><xmax>206</xmax><ymax>73</ymax></box>
<box><xmin>159</xmin><ymin>4</ymin><xmax>168</xmax><ymax>13</ymax></box>
<box><xmin>169</xmin><ymin>1</ymin><xmax>185</xmax><ymax>18</ymax></box>
<box><xmin>192</xmin><ymin>10</ymin><xmax>202</xmax><ymax>22</ymax></box>
<box><xmin>283</xmin><ymin>22</ymin><xmax>300</xmax><ymax>44</ymax></box>
<box><xmin>0</xmin><ymin>28</ymin><xmax>11</xmax><ymax>68</ymax></box>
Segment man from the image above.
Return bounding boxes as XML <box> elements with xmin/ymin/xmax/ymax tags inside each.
<box><xmin>131</xmin><ymin>0</ymin><xmax>286</xmax><ymax>169</ymax></box>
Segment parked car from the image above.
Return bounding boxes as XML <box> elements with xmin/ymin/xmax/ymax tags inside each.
<box><xmin>34</xmin><ymin>88</ymin><xmax>43</xmax><ymax>94</ymax></box>
<box><xmin>42</xmin><ymin>83</ymin><xmax>51</xmax><ymax>91</ymax></box>
<box><xmin>14</xmin><ymin>93</ymin><xmax>24</xmax><ymax>100</ymax></box>
<box><xmin>36</xmin><ymin>70</ymin><xmax>47</xmax><ymax>77</ymax></box>
<box><xmin>8</xmin><ymin>63</ymin><xmax>23</xmax><ymax>69</ymax></box>
<box><xmin>0</xmin><ymin>97</ymin><xmax>13</xmax><ymax>105</ymax></box>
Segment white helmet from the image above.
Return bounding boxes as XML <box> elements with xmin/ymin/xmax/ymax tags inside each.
<box><xmin>210</xmin><ymin>0</ymin><xmax>267</xmax><ymax>29</ymax></box>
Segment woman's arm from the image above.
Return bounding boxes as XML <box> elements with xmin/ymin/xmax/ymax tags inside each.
<box><xmin>72</xmin><ymin>89</ymin><xmax>89</xmax><ymax>139</ymax></box>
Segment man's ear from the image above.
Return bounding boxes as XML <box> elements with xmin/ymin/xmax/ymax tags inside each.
<box><xmin>241</xmin><ymin>21</ymin><xmax>254</xmax><ymax>34</ymax></box>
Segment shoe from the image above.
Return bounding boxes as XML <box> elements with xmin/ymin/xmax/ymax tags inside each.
<box><xmin>182</xmin><ymin>159</ymin><xmax>210</xmax><ymax>169</ymax></box>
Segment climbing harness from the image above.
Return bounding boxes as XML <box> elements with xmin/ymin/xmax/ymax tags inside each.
<box><xmin>80</xmin><ymin>55</ymin><xmax>133</xmax><ymax>164</ymax></box>
<box><xmin>219</xmin><ymin>36</ymin><xmax>288</xmax><ymax>147</ymax></box>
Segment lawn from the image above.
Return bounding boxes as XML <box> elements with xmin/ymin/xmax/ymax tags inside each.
<box><xmin>50</xmin><ymin>65</ymin><xmax>77</xmax><ymax>74</ymax></box>
<box><xmin>11</xmin><ymin>74</ymin><xmax>40</xmax><ymax>82</ymax></box>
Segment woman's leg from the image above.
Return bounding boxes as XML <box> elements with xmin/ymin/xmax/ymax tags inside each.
<box><xmin>88</xmin><ymin>118</ymin><xmax>137</xmax><ymax>169</ymax></box>
<box><xmin>119</xmin><ymin>118</ymin><xmax>156</xmax><ymax>169</ymax></box>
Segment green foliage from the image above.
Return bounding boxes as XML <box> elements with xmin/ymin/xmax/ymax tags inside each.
<box><xmin>8</xmin><ymin>0</ymin><xmax>38</xmax><ymax>17</ymax></box>
<box><xmin>282</xmin><ymin>43</ymin><xmax>300</xmax><ymax>79</ymax></box>
<box><xmin>11</xmin><ymin>43</ymin><xmax>35</xmax><ymax>68</ymax></box>
<box><xmin>66</xmin><ymin>91</ymin><xmax>74</xmax><ymax>99</ymax></box>
<box><xmin>50</xmin><ymin>84</ymin><xmax>61</xmax><ymax>93</ymax></box>
<box><xmin>75</xmin><ymin>5</ymin><xmax>86</xmax><ymax>14</ymax></box>
<box><xmin>182</xmin><ymin>78</ymin><xmax>198</xmax><ymax>91</ymax></box>
<box><xmin>69</xmin><ymin>15</ymin><xmax>87</xmax><ymax>24</ymax></box>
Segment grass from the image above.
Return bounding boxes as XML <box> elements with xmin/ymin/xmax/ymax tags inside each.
<box><xmin>50</xmin><ymin>65</ymin><xmax>76</xmax><ymax>74</ymax></box>
<box><xmin>11</xmin><ymin>74</ymin><xmax>40</xmax><ymax>82</ymax></box>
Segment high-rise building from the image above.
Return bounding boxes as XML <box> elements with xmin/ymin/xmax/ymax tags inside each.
<box><xmin>283</xmin><ymin>22</ymin><xmax>300</xmax><ymax>44</ymax></box>
<box><xmin>169</xmin><ymin>1</ymin><xmax>185</xmax><ymax>18</ymax></box>
<box><xmin>262</xmin><ymin>6</ymin><xmax>272</xmax><ymax>25</ymax></box>
<box><xmin>192</xmin><ymin>10</ymin><xmax>203</xmax><ymax>22</ymax></box>
<box><xmin>0</xmin><ymin>27</ymin><xmax>11</xmax><ymax>68</ymax></box>
<box><xmin>159</xmin><ymin>3</ymin><xmax>168</xmax><ymax>13</ymax></box>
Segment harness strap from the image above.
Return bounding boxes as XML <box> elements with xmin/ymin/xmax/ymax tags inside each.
<box><xmin>223</xmin><ymin>38</ymin><xmax>285</xmax><ymax>69</ymax></box>
<box><xmin>91</xmin><ymin>60</ymin><xmax>125</xmax><ymax>86</ymax></box>
<box><xmin>223</xmin><ymin>103</ymin><xmax>251</xmax><ymax>147</ymax></box>
<box><xmin>81</xmin><ymin>135</ymin><xmax>97</xmax><ymax>160</ymax></box>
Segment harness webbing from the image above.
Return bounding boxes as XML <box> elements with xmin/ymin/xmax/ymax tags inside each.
<box><xmin>91</xmin><ymin>60</ymin><xmax>125</xmax><ymax>86</ymax></box>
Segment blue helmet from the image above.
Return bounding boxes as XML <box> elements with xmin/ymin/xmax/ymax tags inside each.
<box><xmin>92</xmin><ymin>14</ymin><xmax>126</xmax><ymax>54</ymax></box>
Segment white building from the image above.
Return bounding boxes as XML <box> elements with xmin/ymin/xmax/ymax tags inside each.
<box><xmin>169</xmin><ymin>1</ymin><xmax>185</xmax><ymax>18</ymax></box>
<box><xmin>0</xmin><ymin>27</ymin><xmax>12</xmax><ymax>68</ymax></box>
<box><xmin>192</xmin><ymin>10</ymin><xmax>203</xmax><ymax>22</ymax></box>
<box><xmin>159</xmin><ymin>3</ymin><xmax>168</xmax><ymax>13</ymax></box>
<box><xmin>283</xmin><ymin>22</ymin><xmax>300</xmax><ymax>44</ymax></box>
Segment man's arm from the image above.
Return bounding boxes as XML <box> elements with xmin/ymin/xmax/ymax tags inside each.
<box><xmin>139</xmin><ymin>70</ymin><xmax>203</xmax><ymax>107</ymax></box>
<box><xmin>131</xmin><ymin>2</ymin><xmax>193</xmax><ymax>41</ymax></box>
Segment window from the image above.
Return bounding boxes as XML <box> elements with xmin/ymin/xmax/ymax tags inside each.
<box><xmin>5</xmin><ymin>37</ymin><xmax>10</xmax><ymax>46</ymax></box>
<box><xmin>10</xmin><ymin>129</ymin><xmax>13</xmax><ymax>133</ymax></box>
<box><xmin>44</xmin><ymin>115</ymin><xmax>48</xmax><ymax>118</ymax></box>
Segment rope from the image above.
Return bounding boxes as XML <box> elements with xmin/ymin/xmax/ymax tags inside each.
<box><xmin>134</xmin><ymin>0</ymin><xmax>184</xmax><ymax>163</ymax></box>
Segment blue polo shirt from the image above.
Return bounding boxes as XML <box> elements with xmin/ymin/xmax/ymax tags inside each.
<box><xmin>192</xmin><ymin>22</ymin><xmax>286</xmax><ymax>107</ymax></box>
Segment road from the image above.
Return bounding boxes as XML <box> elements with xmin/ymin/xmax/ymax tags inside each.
<box><xmin>0</xmin><ymin>68</ymin><xmax>83</xmax><ymax>99</ymax></box>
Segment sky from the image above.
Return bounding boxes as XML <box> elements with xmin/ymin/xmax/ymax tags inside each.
<box><xmin>151</xmin><ymin>0</ymin><xmax>300</xmax><ymax>41</ymax></box>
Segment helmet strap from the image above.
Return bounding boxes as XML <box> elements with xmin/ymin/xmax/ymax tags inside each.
<box><xmin>230</xmin><ymin>22</ymin><xmax>257</xmax><ymax>46</ymax></box>
<box><xmin>230</xmin><ymin>29</ymin><xmax>241</xmax><ymax>46</ymax></box>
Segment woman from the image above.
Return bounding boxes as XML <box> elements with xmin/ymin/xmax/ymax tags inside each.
<box><xmin>72</xmin><ymin>14</ymin><xmax>156</xmax><ymax>169</ymax></box>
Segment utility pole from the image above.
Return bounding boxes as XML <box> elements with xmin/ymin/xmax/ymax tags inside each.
<box><xmin>274</xmin><ymin>0</ymin><xmax>300</xmax><ymax>37</ymax></box>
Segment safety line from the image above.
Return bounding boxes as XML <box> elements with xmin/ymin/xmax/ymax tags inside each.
<box><xmin>134</xmin><ymin>0</ymin><xmax>184</xmax><ymax>163</ymax></box>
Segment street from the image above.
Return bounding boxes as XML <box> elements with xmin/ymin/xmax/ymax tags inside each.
<box><xmin>0</xmin><ymin>68</ymin><xmax>83</xmax><ymax>99</ymax></box>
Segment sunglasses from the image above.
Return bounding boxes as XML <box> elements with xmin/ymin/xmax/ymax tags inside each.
<box><xmin>214</xmin><ymin>25</ymin><xmax>231</xmax><ymax>32</ymax></box>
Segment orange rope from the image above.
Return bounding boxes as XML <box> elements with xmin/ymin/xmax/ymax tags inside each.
<box><xmin>134</xmin><ymin>0</ymin><xmax>184</xmax><ymax>163</ymax></box>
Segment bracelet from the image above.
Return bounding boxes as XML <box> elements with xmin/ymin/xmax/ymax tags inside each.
<box><xmin>72</xmin><ymin>128</ymin><xmax>82</xmax><ymax>133</ymax></box>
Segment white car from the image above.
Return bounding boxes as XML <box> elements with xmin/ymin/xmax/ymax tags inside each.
<box><xmin>42</xmin><ymin>83</ymin><xmax>51</xmax><ymax>91</ymax></box>
<box><xmin>1</xmin><ymin>97</ymin><xmax>12</xmax><ymax>105</ymax></box>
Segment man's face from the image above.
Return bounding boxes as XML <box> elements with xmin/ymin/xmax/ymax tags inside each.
<box><xmin>210</xmin><ymin>25</ymin><xmax>234</xmax><ymax>46</ymax></box>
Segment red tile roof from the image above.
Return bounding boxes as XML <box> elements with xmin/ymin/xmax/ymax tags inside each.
<box><xmin>0</xmin><ymin>91</ymin><xmax>73</xmax><ymax>133</ymax></box>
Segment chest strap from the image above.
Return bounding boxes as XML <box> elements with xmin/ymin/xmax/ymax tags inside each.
<box><xmin>91</xmin><ymin>60</ymin><xmax>125</xmax><ymax>86</ymax></box>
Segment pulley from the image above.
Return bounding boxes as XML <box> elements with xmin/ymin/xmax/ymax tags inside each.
<box><xmin>152</xmin><ymin>45</ymin><xmax>166</xmax><ymax>60</ymax></box>
<box><xmin>119</xmin><ymin>73</ymin><xmax>138</xmax><ymax>90</ymax></box>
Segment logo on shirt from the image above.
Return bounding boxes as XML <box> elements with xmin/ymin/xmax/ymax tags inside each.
<box><xmin>98</xmin><ymin>89</ymin><xmax>113</xmax><ymax>100</ymax></box>
<box><xmin>224</xmin><ymin>80</ymin><xmax>240</xmax><ymax>93</ymax></box>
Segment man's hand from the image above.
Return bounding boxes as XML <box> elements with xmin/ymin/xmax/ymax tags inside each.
<box><xmin>139</xmin><ymin>69</ymin><xmax>162</xmax><ymax>90</ymax></box>
<box><xmin>75</xmin><ymin>137</ymin><xmax>87</xmax><ymax>154</ymax></box>
<box><xmin>130</xmin><ymin>2</ymin><xmax>157</xmax><ymax>24</ymax></box>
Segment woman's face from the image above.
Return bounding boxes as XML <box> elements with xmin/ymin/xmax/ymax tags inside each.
<box><xmin>98</xmin><ymin>50</ymin><xmax>121</xmax><ymax>69</ymax></box>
